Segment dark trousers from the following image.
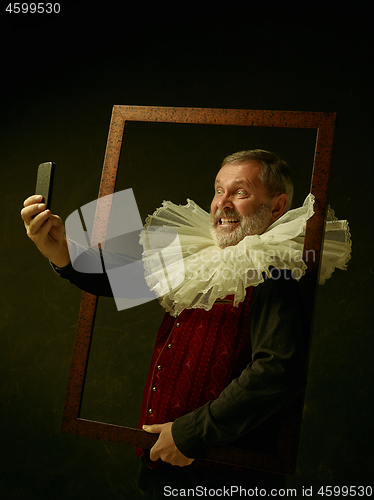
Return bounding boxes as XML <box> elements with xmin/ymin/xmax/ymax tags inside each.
<box><xmin>138</xmin><ymin>458</ymin><xmax>286</xmax><ymax>499</ymax></box>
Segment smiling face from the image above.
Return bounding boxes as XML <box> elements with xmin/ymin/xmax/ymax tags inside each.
<box><xmin>210</xmin><ymin>161</ymin><xmax>285</xmax><ymax>248</ymax></box>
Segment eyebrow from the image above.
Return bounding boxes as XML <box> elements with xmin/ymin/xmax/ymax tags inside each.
<box><xmin>214</xmin><ymin>178</ymin><xmax>254</xmax><ymax>189</ymax></box>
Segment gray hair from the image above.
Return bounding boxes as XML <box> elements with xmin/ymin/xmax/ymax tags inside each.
<box><xmin>221</xmin><ymin>149</ymin><xmax>294</xmax><ymax>211</ymax></box>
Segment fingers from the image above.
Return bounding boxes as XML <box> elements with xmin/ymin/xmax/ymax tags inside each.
<box><xmin>21</xmin><ymin>195</ymin><xmax>47</xmax><ymax>226</ymax></box>
<box><xmin>143</xmin><ymin>423</ymin><xmax>167</xmax><ymax>462</ymax></box>
<box><xmin>150</xmin><ymin>446</ymin><xmax>160</xmax><ymax>463</ymax></box>
<box><xmin>23</xmin><ymin>207</ymin><xmax>51</xmax><ymax>236</ymax></box>
<box><xmin>143</xmin><ymin>422</ymin><xmax>193</xmax><ymax>466</ymax></box>
<box><xmin>22</xmin><ymin>205</ymin><xmax>49</xmax><ymax>226</ymax></box>
<box><xmin>28</xmin><ymin>216</ymin><xmax>54</xmax><ymax>249</ymax></box>
<box><xmin>23</xmin><ymin>194</ymin><xmax>44</xmax><ymax>207</ymax></box>
<box><xmin>21</xmin><ymin>194</ymin><xmax>62</xmax><ymax>235</ymax></box>
<box><xmin>142</xmin><ymin>424</ymin><xmax>161</xmax><ymax>462</ymax></box>
<box><xmin>21</xmin><ymin>194</ymin><xmax>69</xmax><ymax>266</ymax></box>
<box><xmin>142</xmin><ymin>424</ymin><xmax>163</xmax><ymax>434</ymax></box>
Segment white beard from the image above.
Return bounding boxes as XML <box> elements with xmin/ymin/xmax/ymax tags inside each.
<box><xmin>210</xmin><ymin>202</ymin><xmax>273</xmax><ymax>248</ymax></box>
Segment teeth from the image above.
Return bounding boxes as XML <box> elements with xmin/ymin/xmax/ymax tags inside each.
<box><xmin>220</xmin><ymin>218</ymin><xmax>239</xmax><ymax>224</ymax></box>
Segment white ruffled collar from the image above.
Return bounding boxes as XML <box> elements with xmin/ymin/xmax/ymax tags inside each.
<box><xmin>140</xmin><ymin>194</ymin><xmax>351</xmax><ymax>316</ymax></box>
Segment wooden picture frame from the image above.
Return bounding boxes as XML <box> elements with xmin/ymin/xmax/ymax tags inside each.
<box><xmin>61</xmin><ymin>105</ymin><xmax>336</xmax><ymax>474</ymax></box>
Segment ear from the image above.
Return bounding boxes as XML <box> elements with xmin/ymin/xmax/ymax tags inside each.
<box><xmin>270</xmin><ymin>193</ymin><xmax>288</xmax><ymax>224</ymax></box>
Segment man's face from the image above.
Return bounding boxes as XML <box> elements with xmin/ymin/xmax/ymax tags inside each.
<box><xmin>210</xmin><ymin>161</ymin><xmax>273</xmax><ymax>248</ymax></box>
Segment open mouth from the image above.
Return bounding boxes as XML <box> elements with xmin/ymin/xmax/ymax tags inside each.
<box><xmin>218</xmin><ymin>217</ymin><xmax>240</xmax><ymax>227</ymax></box>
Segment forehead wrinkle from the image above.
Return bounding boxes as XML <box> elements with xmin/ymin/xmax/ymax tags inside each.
<box><xmin>215</xmin><ymin>160</ymin><xmax>264</xmax><ymax>191</ymax></box>
<box><xmin>214</xmin><ymin>177</ymin><xmax>254</xmax><ymax>189</ymax></box>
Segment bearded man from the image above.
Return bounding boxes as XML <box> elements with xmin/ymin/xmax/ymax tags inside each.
<box><xmin>136</xmin><ymin>151</ymin><xmax>301</xmax><ymax>468</ymax></box>
<box><xmin>210</xmin><ymin>151</ymin><xmax>292</xmax><ymax>248</ymax></box>
<box><xmin>22</xmin><ymin>150</ymin><xmax>349</xmax><ymax>498</ymax></box>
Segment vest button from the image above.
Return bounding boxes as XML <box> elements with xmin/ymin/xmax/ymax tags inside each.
<box><xmin>176</xmin><ymin>322</ymin><xmax>181</xmax><ymax>327</ymax></box>
<box><xmin>148</xmin><ymin>408</ymin><xmax>153</xmax><ymax>414</ymax></box>
<box><xmin>167</xmin><ymin>343</ymin><xmax>172</xmax><ymax>349</ymax></box>
<box><xmin>152</xmin><ymin>386</ymin><xmax>157</xmax><ymax>392</ymax></box>
<box><xmin>157</xmin><ymin>365</ymin><xmax>162</xmax><ymax>371</ymax></box>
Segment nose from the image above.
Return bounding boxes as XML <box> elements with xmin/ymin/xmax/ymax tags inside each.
<box><xmin>217</xmin><ymin>194</ymin><xmax>234</xmax><ymax>210</ymax></box>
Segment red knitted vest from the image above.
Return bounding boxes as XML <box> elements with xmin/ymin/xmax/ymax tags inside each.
<box><xmin>136</xmin><ymin>288</ymin><xmax>254</xmax><ymax>463</ymax></box>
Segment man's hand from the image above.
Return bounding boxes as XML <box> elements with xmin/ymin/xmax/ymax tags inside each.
<box><xmin>21</xmin><ymin>195</ymin><xmax>70</xmax><ymax>268</ymax></box>
<box><xmin>143</xmin><ymin>422</ymin><xmax>194</xmax><ymax>467</ymax></box>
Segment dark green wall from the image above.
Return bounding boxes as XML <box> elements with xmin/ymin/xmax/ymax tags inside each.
<box><xmin>1</xmin><ymin>2</ymin><xmax>372</xmax><ymax>498</ymax></box>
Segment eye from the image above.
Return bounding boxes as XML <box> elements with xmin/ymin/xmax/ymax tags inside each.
<box><xmin>216</xmin><ymin>188</ymin><xmax>224</xmax><ymax>195</ymax></box>
<box><xmin>237</xmin><ymin>190</ymin><xmax>246</xmax><ymax>195</ymax></box>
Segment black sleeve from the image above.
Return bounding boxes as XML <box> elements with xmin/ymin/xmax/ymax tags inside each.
<box><xmin>50</xmin><ymin>243</ymin><xmax>123</xmax><ymax>297</ymax></box>
<box><xmin>51</xmin><ymin>261</ymin><xmax>113</xmax><ymax>297</ymax></box>
<box><xmin>50</xmin><ymin>240</ymin><xmax>154</xmax><ymax>300</ymax></box>
<box><xmin>171</xmin><ymin>269</ymin><xmax>307</xmax><ymax>459</ymax></box>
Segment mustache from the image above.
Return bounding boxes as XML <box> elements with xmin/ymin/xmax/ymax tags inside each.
<box><xmin>211</xmin><ymin>209</ymin><xmax>243</xmax><ymax>225</ymax></box>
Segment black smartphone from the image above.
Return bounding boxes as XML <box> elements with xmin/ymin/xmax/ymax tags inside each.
<box><xmin>35</xmin><ymin>162</ymin><xmax>55</xmax><ymax>210</ymax></box>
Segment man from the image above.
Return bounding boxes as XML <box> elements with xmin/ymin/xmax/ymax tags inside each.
<box><xmin>22</xmin><ymin>150</ymin><xmax>306</xmax><ymax>497</ymax></box>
